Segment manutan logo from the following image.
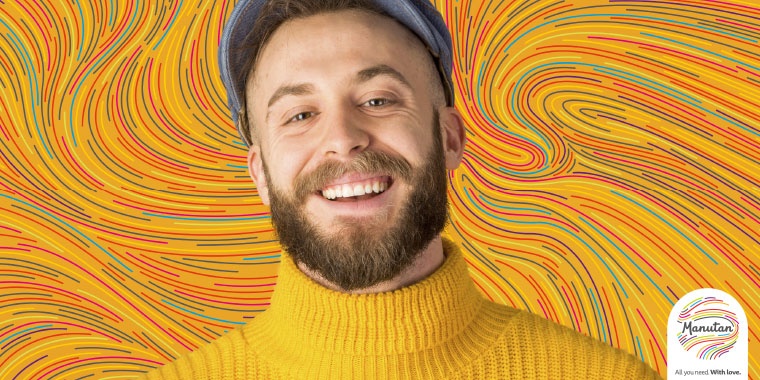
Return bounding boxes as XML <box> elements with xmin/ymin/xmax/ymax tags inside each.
<box><xmin>676</xmin><ymin>296</ymin><xmax>738</xmax><ymax>360</ymax></box>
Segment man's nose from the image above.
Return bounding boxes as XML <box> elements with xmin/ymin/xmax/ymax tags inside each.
<box><xmin>321</xmin><ymin>108</ymin><xmax>370</xmax><ymax>158</ymax></box>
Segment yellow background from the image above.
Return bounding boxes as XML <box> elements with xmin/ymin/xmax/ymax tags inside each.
<box><xmin>0</xmin><ymin>0</ymin><xmax>758</xmax><ymax>378</ymax></box>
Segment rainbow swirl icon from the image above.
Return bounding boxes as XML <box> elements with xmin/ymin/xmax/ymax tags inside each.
<box><xmin>677</xmin><ymin>296</ymin><xmax>739</xmax><ymax>360</ymax></box>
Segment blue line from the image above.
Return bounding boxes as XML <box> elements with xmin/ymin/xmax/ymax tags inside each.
<box><xmin>464</xmin><ymin>190</ymin><xmax>628</xmax><ymax>298</ymax></box>
<box><xmin>161</xmin><ymin>299</ymin><xmax>245</xmax><ymax>325</ymax></box>
<box><xmin>592</xmin><ymin>65</ymin><xmax>701</xmax><ymax>105</ymax></box>
<box><xmin>581</xmin><ymin>214</ymin><xmax>674</xmax><ymax>305</ymax></box>
<box><xmin>572</xmin><ymin>216</ymin><xmax>630</xmax><ymax>298</ymax></box>
<box><xmin>635</xmin><ymin>335</ymin><xmax>644</xmax><ymax>359</ymax></box>
<box><xmin>75</xmin><ymin>0</ymin><xmax>84</xmax><ymax>60</ymax></box>
<box><xmin>504</xmin><ymin>13</ymin><xmax>756</xmax><ymax>54</ymax></box>
<box><xmin>243</xmin><ymin>254</ymin><xmax>281</xmax><ymax>261</ymax></box>
<box><xmin>70</xmin><ymin>0</ymin><xmax>143</xmax><ymax>147</ymax></box>
<box><xmin>142</xmin><ymin>212</ymin><xmax>269</xmax><ymax>221</ymax></box>
<box><xmin>640</xmin><ymin>32</ymin><xmax>760</xmax><ymax>138</ymax></box>
<box><xmin>477</xmin><ymin>194</ymin><xmax>551</xmax><ymax>214</ymax></box>
<box><xmin>109</xmin><ymin>0</ymin><xmax>115</xmax><ymax>26</ymax></box>
<box><xmin>611</xmin><ymin>190</ymin><xmax>718</xmax><ymax>265</ymax></box>
<box><xmin>641</xmin><ymin>32</ymin><xmax>760</xmax><ymax>71</ymax></box>
<box><xmin>152</xmin><ymin>0</ymin><xmax>183</xmax><ymax>50</ymax></box>
<box><xmin>0</xmin><ymin>194</ymin><xmax>132</xmax><ymax>272</ymax></box>
<box><xmin>474</xmin><ymin>77</ymin><xmax>549</xmax><ymax>176</ymax></box>
<box><xmin>589</xmin><ymin>288</ymin><xmax>607</xmax><ymax>343</ymax></box>
<box><xmin>1</xmin><ymin>21</ymin><xmax>50</xmax><ymax>158</ymax></box>
<box><xmin>0</xmin><ymin>324</ymin><xmax>53</xmax><ymax>345</ymax></box>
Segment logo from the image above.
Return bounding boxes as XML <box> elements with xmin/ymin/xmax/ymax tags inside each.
<box><xmin>668</xmin><ymin>288</ymin><xmax>748</xmax><ymax>379</ymax></box>
<box><xmin>676</xmin><ymin>296</ymin><xmax>738</xmax><ymax>359</ymax></box>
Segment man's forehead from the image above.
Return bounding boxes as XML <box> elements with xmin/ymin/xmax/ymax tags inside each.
<box><xmin>248</xmin><ymin>11</ymin><xmax>431</xmax><ymax>108</ymax></box>
<box><xmin>251</xmin><ymin>9</ymin><xmax>428</xmax><ymax>81</ymax></box>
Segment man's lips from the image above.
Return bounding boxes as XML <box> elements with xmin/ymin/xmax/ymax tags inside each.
<box><xmin>317</xmin><ymin>175</ymin><xmax>392</xmax><ymax>201</ymax></box>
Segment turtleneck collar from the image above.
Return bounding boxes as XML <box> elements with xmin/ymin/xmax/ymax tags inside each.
<box><xmin>250</xmin><ymin>238</ymin><xmax>486</xmax><ymax>356</ymax></box>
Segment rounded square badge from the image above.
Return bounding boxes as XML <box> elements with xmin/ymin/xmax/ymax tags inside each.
<box><xmin>668</xmin><ymin>288</ymin><xmax>748</xmax><ymax>379</ymax></box>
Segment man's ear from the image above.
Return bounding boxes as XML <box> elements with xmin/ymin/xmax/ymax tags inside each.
<box><xmin>439</xmin><ymin>107</ymin><xmax>466</xmax><ymax>170</ymax></box>
<box><xmin>247</xmin><ymin>145</ymin><xmax>270</xmax><ymax>205</ymax></box>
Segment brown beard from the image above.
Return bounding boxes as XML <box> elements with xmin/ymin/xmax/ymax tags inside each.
<box><xmin>261</xmin><ymin>112</ymin><xmax>449</xmax><ymax>291</ymax></box>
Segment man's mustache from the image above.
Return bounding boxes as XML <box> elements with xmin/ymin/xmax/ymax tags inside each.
<box><xmin>292</xmin><ymin>151</ymin><xmax>413</xmax><ymax>203</ymax></box>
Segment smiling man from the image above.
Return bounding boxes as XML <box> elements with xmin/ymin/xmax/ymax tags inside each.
<box><xmin>143</xmin><ymin>0</ymin><xmax>662</xmax><ymax>379</ymax></box>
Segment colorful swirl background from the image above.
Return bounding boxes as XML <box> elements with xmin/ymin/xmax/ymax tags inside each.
<box><xmin>0</xmin><ymin>0</ymin><xmax>757</xmax><ymax>378</ymax></box>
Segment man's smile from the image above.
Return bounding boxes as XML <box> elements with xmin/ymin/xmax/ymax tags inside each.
<box><xmin>318</xmin><ymin>175</ymin><xmax>392</xmax><ymax>201</ymax></box>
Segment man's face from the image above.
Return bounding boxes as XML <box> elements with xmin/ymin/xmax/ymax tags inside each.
<box><xmin>245</xmin><ymin>10</ymin><xmax>463</xmax><ymax>290</ymax></box>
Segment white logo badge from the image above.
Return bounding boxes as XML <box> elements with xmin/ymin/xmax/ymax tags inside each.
<box><xmin>668</xmin><ymin>288</ymin><xmax>748</xmax><ymax>379</ymax></box>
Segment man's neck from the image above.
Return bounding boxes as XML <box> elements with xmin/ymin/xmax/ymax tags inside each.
<box><xmin>295</xmin><ymin>236</ymin><xmax>446</xmax><ymax>294</ymax></box>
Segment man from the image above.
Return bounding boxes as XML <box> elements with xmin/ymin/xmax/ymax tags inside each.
<box><xmin>144</xmin><ymin>0</ymin><xmax>663</xmax><ymax>378</ymax></box>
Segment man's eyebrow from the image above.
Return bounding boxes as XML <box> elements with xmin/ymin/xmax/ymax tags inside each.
<box><xmin>355</xmin><ymin>65</ymin><xmax>412</xmax><ymax>89</ymax></box>
<box><xmin>267</xmin><ymin>83</ymin><xmax>315</xmax><ymax>109</ymax></box>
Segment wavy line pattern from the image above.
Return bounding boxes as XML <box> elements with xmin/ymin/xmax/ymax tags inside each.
<box><xmin>0</xmin><ymin>0</ymin><xmax>757</xmax><ymax>378</ymax></box>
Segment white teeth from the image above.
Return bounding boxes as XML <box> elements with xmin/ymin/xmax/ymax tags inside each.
<box><xmin>321</xmin><ymin>178</ymin><xmax>389</xmax><ymax>200</ymax></box>
<box><xmin>342</xmin><ymin>184</ymin><xmax>353</xmax><ymax>198</ymax></box>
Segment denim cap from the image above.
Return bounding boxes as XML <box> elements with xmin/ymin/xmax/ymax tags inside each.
<box><xmin>218</xmin><ymin>0</ymin><xmax>455</xmax><ymax>145</ymax></box>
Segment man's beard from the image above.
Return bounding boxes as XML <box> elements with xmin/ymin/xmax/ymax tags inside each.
<box><xmin>262</xmin><ymin>114</ymin><xmax>449</xmax><ymax>291</ymax></box>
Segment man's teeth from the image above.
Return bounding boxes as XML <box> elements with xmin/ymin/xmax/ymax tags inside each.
<box><xmin>322</xmin><ymin>180</ymin><xmax>388</xmax><ymax>200</ymax></box>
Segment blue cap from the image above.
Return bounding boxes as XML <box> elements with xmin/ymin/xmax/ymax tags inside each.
<box><xmin>218</xmin><ymin>0</ymin><xmax>454</xmax><ymax>145</ymax></box>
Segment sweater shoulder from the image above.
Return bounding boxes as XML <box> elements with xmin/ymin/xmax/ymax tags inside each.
<box><xmin>481</xmin><ymin>303</ymin><xmax>662</xmax><ymax>379</ymax></box>
<box><xmin>140</xmin><ymin>327</ymin><xmax>248</xmax><ymax>380</ymax></box>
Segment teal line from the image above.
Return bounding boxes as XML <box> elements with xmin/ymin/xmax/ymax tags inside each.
<box><xmin>109</xmin><ymin>0</ymin><xmax>115</xmax><ymax>27</ymax></box>
<box><xmin>227</xmin><ymin>164</ymin><xmax>248</xmax><ymax>169</ymax></box>
<box><xmin>611</xmin><ymin>190</ymin><xmax>718</xmax><ymax>265</ymax></box>
<box><xmin>0</xmin><ymin>194</ymin><xmax>132</xmax><ymax>272</ymax></box>
<box><xmin>0</xmin><ymin>20</ymin><xmax>50</xmax><ymax>158</ymax></box>
<box><xmin>0</xmin><ymin>324</ymin><xmax>53</xmax><ymax>345</ymax></box>
<box><xmin>75</xmin><ymin>0</ymin><xmax>84</xmax><ymax>60</ymax></box>
<box><xmin>635</xmin><ymin>335</ymin><xmax>644</xmax><ymax>359</ymax></box>
<box><xmin>471</xmin><ymin>54</ymin><xmax>556</xmax><ymax>176</ymax></box>
<box><xmin>641</xmin><ymin>32</ymin><xmax>760</xmax><ymax>72</ymax></box>
<box><xmin>464</xmin><ymin>189</ymin><xmax>628</xmax><ymax>298</ymax></box>
<box><xmin>589</xmin><ymin>288</ymin><xmax>607</xmax><ymax>343</ymax></box>
<box><xmin>640</xmin><ymin>32</ymin><xmax>760</xmax><ymax>138</ymax></box>
<box><xmin>580</xmin><ymin>215</ymin><xmax>674</xmax><ymax>306</ymax></box>
<box><xmin>152</xmin><ymin>0</ymin><xmax>183</xmax><ymax>50</ymax></box>
<box><xmin>464</xmin><ymin>189</ymin><xmax>553</xmax><ymax>227</ymax></box>
<box><xmin>476</xmin><ymin>193</ymin><xmax>551</xmax><ymax>215</ymax></box>
<box><xmin>161</xmin><ymin>299</ymin><xmax>245</xmax><ymax>325</ymax></box>
<box><xmin>142</xmin><ymin>212</ymin><xmax>269</xmax><ymax>221</ymax></box>
<box><xmin>504</xmin><ymin>13</ymin><xmax>756</xmax><ymax>54</ymax></box>
<box><xmin>242</xmin><ymin>254</ymin><xmax>281</xmax><ymax>261</ymax></box>
<box><xmin>592</xmin><ymin>65</ymin><xmax>701</xmax><ymax>105</ymax></box>
<box><xmin>575</xmin><ymin>217</ymin><xmax>629</xmax><ymax>298</ymax></box>
<box><xmin>70</xmin><ymin>0</ymin><xmax>142</xmax><ymax>147</ymax></box>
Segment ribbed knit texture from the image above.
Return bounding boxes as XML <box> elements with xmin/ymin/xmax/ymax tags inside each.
<box><xmin>143</xmin><ymin>239</ymin><xmax>662</xmax><ymax>379</ymax></box>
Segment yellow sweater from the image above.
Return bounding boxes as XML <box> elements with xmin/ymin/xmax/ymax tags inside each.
<box><xmin>143</xmin><ymin>240</ymin><xmax>662</xmax><ymax>379</ymax></box>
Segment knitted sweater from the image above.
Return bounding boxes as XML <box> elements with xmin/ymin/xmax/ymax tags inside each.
<box><xmin>143</xmin><ymin>239</ymin><xmax>662</xmax><ymax>379</ymax></box>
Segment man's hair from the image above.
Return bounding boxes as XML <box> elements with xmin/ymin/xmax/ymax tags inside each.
<box><xmin>235</xmin><ymin>0</ymin><xmax>447</xmax><ymax>146</ymax></box>
<box><xmin>236</xmin><ymin>0</ymin><xmax>387</xmax><ymax>146</ymax></box>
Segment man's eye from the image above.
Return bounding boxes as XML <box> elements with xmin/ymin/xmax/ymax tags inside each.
<box><xmin>288</xmin><ymin>112</ymin><xmax>314</xmax><ymax>123</ymax></box>
<box><xmin>364</xmin><ymin>98</ymin><xmax>390</xmax><ymax>107</ymax></box>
